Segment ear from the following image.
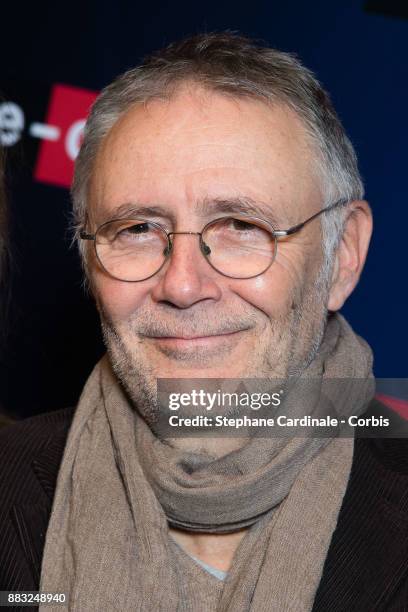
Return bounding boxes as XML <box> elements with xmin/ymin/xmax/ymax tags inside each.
<box><xmin>327</xmin><ymin>200</ymin><xmax>373</xmax><ymax>311</ymax></box>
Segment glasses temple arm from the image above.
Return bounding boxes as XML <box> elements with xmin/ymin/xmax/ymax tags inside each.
<box><xmin>273</xmin><ymin>198</ymin><xmax>349</xmax><ymax>237</ymax></box>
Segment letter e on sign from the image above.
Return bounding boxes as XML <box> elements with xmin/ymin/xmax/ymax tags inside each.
<box><xmin>34</xmin><ymin>84</ymin><xmax>98</xmax><ymax>188</ymax></box>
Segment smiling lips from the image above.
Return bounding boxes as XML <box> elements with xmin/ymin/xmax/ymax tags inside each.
<box><xmin>147</xmin><ymin>329</ymin><xmax>246</xmax><ymax>347</ymax></box>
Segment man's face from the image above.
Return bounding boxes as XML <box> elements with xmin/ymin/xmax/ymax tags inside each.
<box><xmin>88</xmin><ymin>86</ymin><xmax>330</xmax><ymax>419</ymax></box>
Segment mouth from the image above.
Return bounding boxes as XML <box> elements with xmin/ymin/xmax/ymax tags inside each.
<box><xmin>145</xmin><ymin>330</ymin><xmax>247</xmax><ymax>350</ymax></box>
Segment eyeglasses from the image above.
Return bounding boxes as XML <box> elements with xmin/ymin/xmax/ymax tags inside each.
<box><xmin>80</xmin><ymin>198</ymin><xmax>348</xmax><ymax>282</ymax></box>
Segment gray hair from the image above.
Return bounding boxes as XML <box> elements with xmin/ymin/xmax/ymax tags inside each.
<box><xmin>72</xmin><ymin>31</ymin><xmax>364</xmax><ymax>278</ymax></box>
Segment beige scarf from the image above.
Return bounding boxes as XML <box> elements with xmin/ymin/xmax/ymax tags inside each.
<box><xmin>40</xmin><ymin>313</ymin><xmax>374</xmax><ymax>611</ymax></box>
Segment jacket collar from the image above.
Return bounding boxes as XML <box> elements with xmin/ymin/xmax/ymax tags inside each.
<box><xmin>31</xmin><ymin>429</ymin><xmax>68</xmax><ymax>501</ymax></box>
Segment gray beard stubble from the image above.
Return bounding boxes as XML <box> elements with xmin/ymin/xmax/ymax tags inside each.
<box><xmin>98</xmin><ymin>267</ymin><xmax>330</xmax><ymax>428</ymax></box>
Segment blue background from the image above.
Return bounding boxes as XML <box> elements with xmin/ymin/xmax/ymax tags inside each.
<box><xmin>1</xmin><ymin>1</ymin><xmax>407</xmax><ymax>417</ymax></box>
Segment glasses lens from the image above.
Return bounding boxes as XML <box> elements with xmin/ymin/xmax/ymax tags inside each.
<box><xmin>95</xmin><ymin>219</ymin><xmax>168</xmax><ymax>281</ymax></box>
<box><xmin>202</xmin><ymin>217</ymin><xmax>276</xmax><ymax>278</ymax></box>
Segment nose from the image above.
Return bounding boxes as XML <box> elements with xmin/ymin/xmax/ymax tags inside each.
<box><xmin>150</xmin><ymin>232</ymin><xmax>222</xmax><ymax>308</ymax></box>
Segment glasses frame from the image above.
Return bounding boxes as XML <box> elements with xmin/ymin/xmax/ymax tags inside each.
<box><xmin>80</xmin><ymin>197</ymin><xmax>349</xmax><ymax>282</ymax></box>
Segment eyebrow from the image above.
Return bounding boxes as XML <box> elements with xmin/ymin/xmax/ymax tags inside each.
<box><xmin>198</xmin><ymin>197</ymin><xmax>283</xmax><ymax>227</ymax></box>
<box><xmin>100</xmin><ymin>203</ymin><xmax>172</xmax><ymax>223</ymax></box>
<box><xmin>99</xmin><ymin>196</ymin><xmax>284</xmax><ymax>228</ymax></box>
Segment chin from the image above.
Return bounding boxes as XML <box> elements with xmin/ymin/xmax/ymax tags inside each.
<box><xmin>154</xmin><ymin>362</ymin><xmax>242</xmax><ymax>380</ymax></box>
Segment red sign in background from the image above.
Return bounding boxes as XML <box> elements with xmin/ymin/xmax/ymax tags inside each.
<box><xmin>34</xmin><ymin>84</ymin><xmax>98</xmax><ymax>188</ymax></box>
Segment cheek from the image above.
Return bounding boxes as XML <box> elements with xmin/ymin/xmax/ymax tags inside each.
<box><xmin>91</xmin><ymin>270</ymin><xmax>152</xmax><ymax>320</ymax></box>
<box><xmin>233</xmin><ymin>243</ymin><xmax>322</xmax><ymax>318</ymax></box>
<box><xmin>231</xmin><ymin>267</ymin><xmax>296</xmax><ymax>319</ymax></box>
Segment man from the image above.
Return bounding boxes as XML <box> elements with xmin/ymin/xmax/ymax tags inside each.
<box><xmin>1</xmin><ymin>32</ymin><xmax>407</xmax><ymax>611</ymax></box>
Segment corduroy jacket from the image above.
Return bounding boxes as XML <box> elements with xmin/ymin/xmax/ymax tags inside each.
<box><xmin>0</xmin><ymin>401</ymin><xmax>407</xmax><ymax>611</ymax></box>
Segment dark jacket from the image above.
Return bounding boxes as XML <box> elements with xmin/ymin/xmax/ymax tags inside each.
<box><xmin>0</xmin><ymin>401</ymin><xmax>407</xmax><ymax>611</ymax></box>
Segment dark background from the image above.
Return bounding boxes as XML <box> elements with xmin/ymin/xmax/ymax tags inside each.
<box><xmin>1</xmin><ymin>1</ymin><xmax>407</xmax><ymax>419</ymax></box>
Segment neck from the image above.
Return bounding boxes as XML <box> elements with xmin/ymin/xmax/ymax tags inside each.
<box><xmin>169</xmin><ymin>526</ymin><xmax>248</xmax><ymax>572</ymax></box>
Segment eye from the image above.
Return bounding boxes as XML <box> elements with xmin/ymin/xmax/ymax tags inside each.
<box><xmin>114</xmin><ymin>222</ymin><xmax>156</xmax><ymax>243</ymax></box>
<box><xmin>119</xmin><ymin>222</ymin><xmax>149</xmax><ymax>235</ymax></box>
<box><xmin>231</xmin><ymin>218</ymin><xmax>257</xmax><ymax>231</ymax></box>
